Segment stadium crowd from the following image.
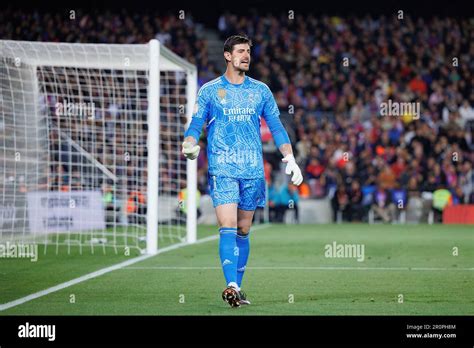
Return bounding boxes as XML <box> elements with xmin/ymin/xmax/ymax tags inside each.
<box><xmin>3</xmin><ymin>8</ymin><xmax>473</xmax><ymax>223</ymax></box>
<box><xmin>215</xmin><ymin>13</ymin><xmax>474</xmax><ymax>222</ymax></box>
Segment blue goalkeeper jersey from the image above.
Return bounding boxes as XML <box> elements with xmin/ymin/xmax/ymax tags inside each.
<box><xmin>185</xmin><ymin>75</ymin><xmax>290</xmax><ymax>179</ymax></box>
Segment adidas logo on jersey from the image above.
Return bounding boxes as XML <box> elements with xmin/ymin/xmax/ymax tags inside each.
<box><xmin>222</xmin><ymin>259</ymin><xmax>232</xmax><ymax>266</ymax></box>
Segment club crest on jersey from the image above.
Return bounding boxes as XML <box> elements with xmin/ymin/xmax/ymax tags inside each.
<box><xmin>217</xmin><ymin>89</ymin><xmax>227</xmax><ymax>104</ymax></box>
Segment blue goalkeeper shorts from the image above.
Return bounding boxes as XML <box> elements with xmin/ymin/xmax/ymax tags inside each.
<box><xmin>208</xmin><ymin>174</ymin><xmax>266</xmax><ymax>211</ymax></box>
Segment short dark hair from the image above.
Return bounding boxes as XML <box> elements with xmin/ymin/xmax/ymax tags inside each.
<box><xmin>223</xmin><ymin>34</ymin><xmax>252</xmax><ymax>57</ymax></box>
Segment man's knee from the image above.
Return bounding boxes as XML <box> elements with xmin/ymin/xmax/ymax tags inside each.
<box><xmin>237</xmin><ymin>223</ymin><xmax>251</xmax><ymax>235</ymax></box>
<box><xmin>217</xmin><ymin>214</ymin><xmax>237</xmax><ymax>228</ymax></box>
<box><xmin>237</xmin><ymin>209</ymin><xmax>255</xmax><ymax>234</ymax></box>
<box><xmin>218</xmin><ymin>218</ymin><xmax>237</xmax><ymax>228</ymax></box>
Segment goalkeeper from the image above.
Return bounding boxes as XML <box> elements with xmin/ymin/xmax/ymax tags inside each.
<box><xmin>182</xmin><ymin>34</ymin><xmax>303</xmax><ymax>308</ymax></box>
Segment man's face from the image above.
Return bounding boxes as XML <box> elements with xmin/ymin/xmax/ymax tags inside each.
<box><xmin>226</xmin><ymin>43</ymin><xmax>251</xmax><ymax>72</ymax></box>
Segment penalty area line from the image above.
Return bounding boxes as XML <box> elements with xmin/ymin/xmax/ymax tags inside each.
<box><xmin>0</xmin><ymin>223</ymin><xmax>271</xmax><ymax>312</ymax></box>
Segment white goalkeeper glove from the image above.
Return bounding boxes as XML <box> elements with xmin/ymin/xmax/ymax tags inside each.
<box><xmin>182</xmin><ymin>141</ymin><xmax>200</xmax><ymax>160</ymax></box>
<box><xmin>282</xmin><ymin>154</ymin><xmax>303</xmax><ymax>186</ymax></box>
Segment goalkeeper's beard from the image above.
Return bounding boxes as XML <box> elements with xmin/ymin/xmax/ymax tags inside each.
<box><xmin>231</xmin><ymin>58</ymin><xmax>250</xmax><ymax>72</ymax></box>
<box><xmin>235</xmin><ymin>64</ymin><xmax>249</xmax><ymax>72</ymax></box>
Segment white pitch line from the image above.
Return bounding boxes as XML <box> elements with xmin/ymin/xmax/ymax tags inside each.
<box><xmin>0</xmin><ymin>224</ymin><xmax>271</xmax><ymax>312</ymax></box>
<box><xmin>124</xmin><ymin>266</ymin><xmax>474</xmax><ymax>271</ymax></box>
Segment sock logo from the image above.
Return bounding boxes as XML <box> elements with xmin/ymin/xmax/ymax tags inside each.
<box><xmin>222</xmin><ymin>259</ymin><xmax>232</xmax><ymax>266</ymax></box>
<box><xmin>237</xmin><ymin>266</ymin><xmax>246</xmax><ymax>272</ymax></box>
<box><xmin>234</xmin><ymin>246</ymin><xmax>239</xmax><ymax>256</ymax></box>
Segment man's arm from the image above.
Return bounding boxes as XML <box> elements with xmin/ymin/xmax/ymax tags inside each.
<box><xmin>182</xmin><ymin>87</ymin><xmax>210</xmax><ymax>159</ymax></box>
<box><xmin>183</xmin><ymin>135</ymin><xmax>198</xmax><ymax>146</ymax></box>
<box><xmin>262</xmin><ymin>86</ymin><xmax>303</xmax><ymax>186</ymax></box>
<box><xmin>279</xmin><ymin>143</ymin><xmax>293</xmax><ymax>157</ymax></box>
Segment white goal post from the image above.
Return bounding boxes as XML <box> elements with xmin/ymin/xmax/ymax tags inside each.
<box><xmin>0</xmin><ymin>39</ymin><xmax>198</xmax><ymax>255</ymax></box>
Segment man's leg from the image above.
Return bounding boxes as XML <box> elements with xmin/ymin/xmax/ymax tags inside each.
<box><xmin>215</xmin><ymin>203</ymin><xmax>239</xmax><ymax>289</ymax></box>
<box><xmin>209</xmin><ymin>174</ymin><xmax>242</xmax><ymax>307</ymax></box>
<box><xmin>236</xmin><ymin>209</ymin><xmax>254</xmax><ymax>289</ymax></box>
<box><xmin>234</xmin><ymin>177</ymin><xmax>266</xmax><ymax>305</ymax></box>
<box><xmin>235</xmin><ymin>208</ymin><xmax>255</xmax><ymax>306</ymax></box>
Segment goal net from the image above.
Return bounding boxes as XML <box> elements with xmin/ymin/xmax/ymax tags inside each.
<box><xmin>0</xmin><ymin>39</ymin><xmax>198</xmax><ymax>255</ymax></box>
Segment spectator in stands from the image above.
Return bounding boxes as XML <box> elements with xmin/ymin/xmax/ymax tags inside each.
<box><xmin>459</xmin><ymin>100</ymin><xmax>474</xmax><ymax>127</ymax></box>
<box><xmin>278</xmin><ymin>183</ymin><xmax>300</xmax><ymax>223</ymax></box>
<box><xmin>451</xmin><ymin>186</ymin><xmax>466</xmax><ymax>205</ymax></box>
<box><xmin>332</xmin><ymin>185</ymin><xmax>350</xmax><ymax>222</ymax></box>
<box><xmin>432</xmin><ymin>185</ymin><xmax>453</xmax><ymax>223</ymax></box>
<box><xmin>371</xmin><ymin>185</ymin><xmax>396</xmax><ymax>223</ymax></box>
<box><xmin>127</xmin><ymin>190</ymin><xmax>146</xmax><ymax>225</ymax></box>
<box><xmin>459</xmin><ymin>161</ymin><xmax>473</xmax><ymax>203</ymax></box>
<box><xmin>348</xmin><ymin>180</ymin><xmax>364</xmax><ymax>222</ymax></box>
<box><xmin>102</xmin><ymin>183</ymin><xmax>120</xmax><ymax>228</ymax></box>
<box><xmin>267</xmin><ymin>177</ymin><xmax>283</xmax><ymax>223</ymax></box>
<box><xmin>306</xmin><ymin>158</ymin><xmax>325</xmax><ymax>179</ymax></box>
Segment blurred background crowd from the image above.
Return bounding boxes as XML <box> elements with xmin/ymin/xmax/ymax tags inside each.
<box><xmin>2</xmin><ymin>7</ymin><xmax>472</xmax><ymax>223</ymax></box>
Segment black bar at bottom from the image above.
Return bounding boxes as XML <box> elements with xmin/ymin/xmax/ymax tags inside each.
<box><xmin>0</xmin><ymin>315</ymin><xmax>473</xmax><ymax>346</ymax></box>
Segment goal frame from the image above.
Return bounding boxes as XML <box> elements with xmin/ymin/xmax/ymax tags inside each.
<box><xmin>147</xmin><ymin>40</ymin><xmax>198</xmax><ymax>254</ymax></box>
<box><xmin>0</xmin><ymin>39</ymin><xmax>198</xmax><ymax>254</ymax></box>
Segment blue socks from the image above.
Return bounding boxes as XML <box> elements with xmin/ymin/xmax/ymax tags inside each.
<box><xmin>219</xmin><ymin>227</ymin><xmax>238</xmax><ymax>287</ymax></box>
<box><xmin>219</xmin><ymin>227</ymin><xmax>251</xmax><ymax>289</ymax></box>
<box><xmin>236</xmin><ymin>230</ymin><xmax>250</xmax><ymax>288</ymax></box>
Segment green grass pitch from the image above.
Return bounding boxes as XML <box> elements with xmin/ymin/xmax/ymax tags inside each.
<box><xmin>0</xmin><ymin>224</ymin><xmax>473</xmax><ymax>315</ymax></box>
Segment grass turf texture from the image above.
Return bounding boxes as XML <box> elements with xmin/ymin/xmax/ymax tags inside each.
<box><xmin>0</xmin><ymin>224</ymin><xmax>473</xmax><ymax>315</ymax></box>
